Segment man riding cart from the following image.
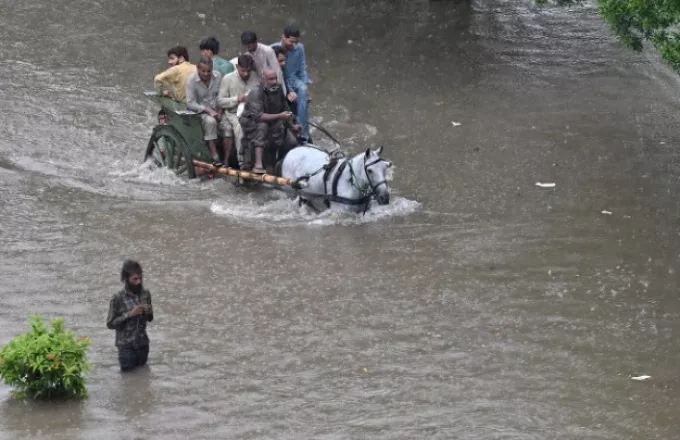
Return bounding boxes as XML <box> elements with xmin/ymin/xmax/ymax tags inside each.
<box><xmin>239</xmin><ymin>68</ymin><xmax>301</xmax><ymax>174</ymax></box>
<box><xmin>185</xmin><ymin>56</ymin><xmax>230</xmax><ymax>167</ymax></box>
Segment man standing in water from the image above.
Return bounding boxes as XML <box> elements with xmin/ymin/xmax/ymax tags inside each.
<box><xmin>106</xmin><ymin>260</ymin><xmax>154</xmax><ymax>372</ymax></box>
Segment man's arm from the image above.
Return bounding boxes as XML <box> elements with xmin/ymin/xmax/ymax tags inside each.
<box><xmin>285</xmin><ymin>74</ymin><xmax>294</xmax><ymax>96</ymax></box>
<box><xmin>246</xmin><ymin>91</ymin><xmax>284</xmax><ymax>122</ymax></box>
<box><xmin>283</xmin><ymin>90</ymin><xmax>292</xmax><ymax>113</ymax></box>
<box><xmin>217</xmin><ymin>76</ymin><xmax>238</xmax><ymax>110</ymax></box>
<box><xmin>299</xmin><ymin>44</ymin><xmax>312</xmax><ymax>85</ymax></box>
<box><xmin>153</xmin><ymin>67</ymin><xmax>177</xmax><ymax>90</ymax></box>
<box><xmin>186</xmin><ymin>80</ymin><xmax>206</xmax><ymax>113</ymax></box>
<box><xmin>144</xmin><ymin>291</ymin><xmax>153</xmax><ymax>323</ymax></box>
<box><xmin>106</xmin><ymin>296</ymin><xmax>128</xmax><ymax>330</ymax></box>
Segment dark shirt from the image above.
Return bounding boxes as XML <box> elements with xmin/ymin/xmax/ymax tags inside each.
<box><xmin>239</xmin><ymin>85</ymin><xmax>290</xmax><ymax>124</ymax></box>
<box><xmin>106</xmin><ymin>288</ymin><xmax>153</xmax><ymax>348</ymax></box>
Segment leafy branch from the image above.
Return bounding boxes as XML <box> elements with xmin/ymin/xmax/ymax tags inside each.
<box><xmin>538</xmin><ymin>0</ymin><xmax>680</xmax><ymax>71</ymax></box>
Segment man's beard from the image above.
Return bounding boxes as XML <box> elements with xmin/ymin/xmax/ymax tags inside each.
<box><xmin>265</xmin><ymin>84</ymin><xmax>280</xmax><ymax>93</ymax></box>
<box><xmin>126</xmin><ymin>282</ymin><xmax>143</xmax><ymax>294</ymax></box>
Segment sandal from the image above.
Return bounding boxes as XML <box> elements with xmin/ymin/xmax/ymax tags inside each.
<box><xmin>251</xmin><ymin>167</ymin><xmax>265</xmax><ymax>174</ymax></box>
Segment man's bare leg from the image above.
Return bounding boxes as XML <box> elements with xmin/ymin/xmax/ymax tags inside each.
<box><xmin>207</xmin><ymin>139</ymin><xmax>220</xmax><ymax>164</ymax></box>
<box><xmin>253</xmin><ymin>146</ymin><xmax>265</xmax><ymax>173</ymax></box>
<box><xmin>223</xmin><ymin>137</ymin><xmax>233</xmax><ymax>168</ymax></box>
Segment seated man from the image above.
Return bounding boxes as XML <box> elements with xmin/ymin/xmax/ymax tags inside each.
<box><xmin>153</xmin><ymin>46</ymin><xmax>195</xmax><ymax>102</ymax></box>
<box><xmin>271</xmin><ymin>23</ymin><xmax>312</xmax><ymax>142</ymax></box>
<box><xmin>272</xmin><ymin>44</ymin><xmax>287</xmax><ymax>70</ymax></box>
<box><xmin>199</xmin><ymin>36</ymin><xmax>235</xmax><ymax>79</ymax></box>
<box><xmin>186</xmin><ymin>57</ymin><xmax>225</xmax><ymax>166</ymax></box>
<box><xmin>239</xmin><ymin>69</ymin><xmax>300</xmax><ymax>174</ymax></box>
<box><xmin>217</xmin><ymin>54</ymin><xmax>260</xmax><ymax>169</ymax></box>
<box><xmin>240</xmin><ymin>31</ymin><xmax>285</xmax><ymax>95</ymax></box>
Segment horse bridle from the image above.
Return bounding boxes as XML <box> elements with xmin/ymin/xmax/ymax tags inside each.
<box><xmin>363</xmin><ymin>157</ymin><xmax>389</xmax><ymax>196</ymax></box>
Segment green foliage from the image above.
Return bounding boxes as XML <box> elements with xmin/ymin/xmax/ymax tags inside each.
<box><xmin>537</xmin><ymin>0</ymin><xmax>680</xmax><ymax>72</ymax></box>
<box><xmin>0</xmin><ymin>315</ymin><xmax>92</xmax><ymax>400</ymax></box>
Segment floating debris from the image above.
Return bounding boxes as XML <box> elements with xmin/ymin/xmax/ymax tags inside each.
<box><xmin>535</xmin><ymin>182</ymin><xmax>555</xmax><ymax>188</ymax></box>
<box><xmin>631</xmin><ymin>375</ymin><xmax>651</xmax><ymax>381</ymax></box>
<box><xmin>601</xmin><ymin>210</ymin><xmax>612</xmax><ymax>215</ymax></box>
<box><xmin>451</xmin><ymin>121</ymin><xmax>462</xmax><ymax>127</ymax></box>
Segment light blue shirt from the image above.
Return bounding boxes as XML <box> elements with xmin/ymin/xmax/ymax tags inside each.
<box><xmin>271</xmin><ymin>42</ymin><xmax>312</xmax><ymax>91</ymax></box>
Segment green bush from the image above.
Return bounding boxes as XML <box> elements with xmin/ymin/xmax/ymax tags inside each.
<box><xmin>0</xmin><ymin>315</ymin><xmax>92</xmax><ymax>400</ymax></box>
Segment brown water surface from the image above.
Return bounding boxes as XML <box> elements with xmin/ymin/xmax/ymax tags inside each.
<box><xmin>0</xmin><ymin>0</ymin><xmax>679</xmax><ymax>439</ymax></box>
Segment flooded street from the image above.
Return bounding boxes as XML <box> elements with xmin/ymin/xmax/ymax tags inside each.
<box><xmin>1</xmin><ymin>0</ymin><xmax>679</xmax><ymax>438</ymax></box>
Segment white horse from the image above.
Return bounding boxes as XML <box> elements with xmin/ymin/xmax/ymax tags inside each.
<box><xmin>281</xmin><ymin>145</ymin><xmax>392</xmax><ymax>213</ymax></box>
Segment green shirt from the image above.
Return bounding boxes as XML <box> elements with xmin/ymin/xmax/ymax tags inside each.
<box><xmin>213</xmin><ymin>56</ymin><xmax>235</xmax><ymax>78</ymax></box>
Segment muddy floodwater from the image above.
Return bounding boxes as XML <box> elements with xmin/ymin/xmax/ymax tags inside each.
<box><xmin>1</xmin><ymin>0</ymin><xmax>679</xmax><ymax>439</ymax></box>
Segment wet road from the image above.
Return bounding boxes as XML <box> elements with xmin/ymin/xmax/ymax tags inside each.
<box><xmin>0</xmin><ymin>0</ymin><xmax>679</xmax><ymax>438</ymax></box>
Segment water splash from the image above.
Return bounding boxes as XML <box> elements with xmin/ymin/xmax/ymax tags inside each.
<box><xmin>107</xmin><ymin>158</ymin><xmax>191</xmax><ymax>187</ymax></box>
<box><xmin>210</xmin><ymin>193</ymin><xmax>420</xmax><ymax>227</ymax></box>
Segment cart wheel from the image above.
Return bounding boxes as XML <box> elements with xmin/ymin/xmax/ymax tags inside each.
<box><xmin>144</xmin><ymin>126</ymin><xmax>196</xmax><ymax>178</ymax></box>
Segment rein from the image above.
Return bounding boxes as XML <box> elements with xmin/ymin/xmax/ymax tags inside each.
<box><xmin>349</xmin><ymin>157</ymin><xmax>387</xmax><ymax>195</ymax></box>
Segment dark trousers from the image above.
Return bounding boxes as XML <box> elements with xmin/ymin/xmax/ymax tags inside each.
<box><xmin>118</xmin><ymin>345</ymin><xmax>149</xmax><ymax>372</ymax></box>
<box><xmin>240</xmin><ymin>118</ymin><xmax>286</xmax><ymax>170</ymax></box>
<box><xmin>240</xmin><ymin>118</ymin><xmax>302</xmax><ymax>170</ymax></box>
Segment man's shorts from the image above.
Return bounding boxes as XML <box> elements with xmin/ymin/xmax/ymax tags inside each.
<box><xmin>219</xmin><ymin>112</ymin><xmax>241</xmax><ymax>138</ymax></box>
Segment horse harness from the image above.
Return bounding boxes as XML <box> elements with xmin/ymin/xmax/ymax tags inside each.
<box><xmin>316</xmin><ymin>156</ymin><xmax>387</xmax><ymax>209</ymax></box>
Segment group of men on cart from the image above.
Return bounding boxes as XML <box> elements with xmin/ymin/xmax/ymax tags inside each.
<box><xmin>152</xmin><ymin>24</ymin><xmax>312</xmax><ymax>174</ymax></box>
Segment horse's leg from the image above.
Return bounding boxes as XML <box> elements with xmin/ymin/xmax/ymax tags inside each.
<box><xmin>297</xmin><ymin>197</ymin><xmax>321</xmax><ymax>214</ymax></box>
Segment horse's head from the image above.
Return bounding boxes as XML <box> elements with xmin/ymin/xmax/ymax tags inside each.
<box><xmin>363</xmin><ymin>146</ymin><xmax>392</xmax><ymax>205</ymax></box>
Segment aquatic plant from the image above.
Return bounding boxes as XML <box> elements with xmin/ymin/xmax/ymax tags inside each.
<box><xmin>0</xmin><ymin>315</ymin><xmax>92</xmax><ymax>400</ymax></box>
<box><xmin>538</xmin><ymin>0</ymin><xmax>680</xmax><ymax>72</ymax></box>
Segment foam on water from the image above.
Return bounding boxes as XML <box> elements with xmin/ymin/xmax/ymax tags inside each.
<box><xmin>107</xmin><ymin>158</ymin><xmax>191</xmax><ymax>188</ymax></box>
<box><xmin>210</xmin><ymin>193</ymin><xmax>420</xmax><ymax>227</ymax></box>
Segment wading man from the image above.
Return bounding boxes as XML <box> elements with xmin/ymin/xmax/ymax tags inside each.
<box><xmin>106</xmin><ymin>260</ymin><xmax>154</xmax><ymax>372</ymax></box>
